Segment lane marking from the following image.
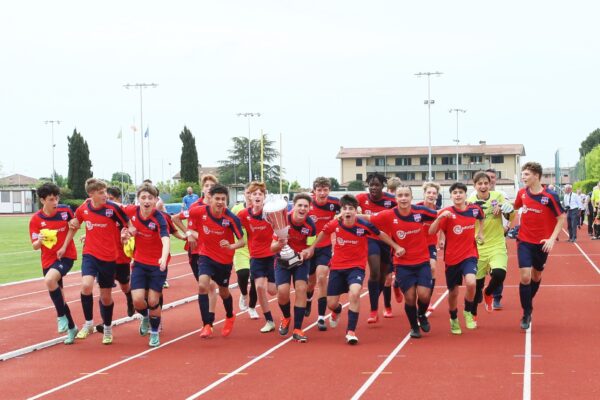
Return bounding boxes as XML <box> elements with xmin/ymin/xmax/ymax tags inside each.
<box><xmin>350</xmin><ymin>290</ymin><xmax>449</xmax><ymax>400</ymax></box>
<box><xmin>523</xmin><ymin>322</ymin><xmax>532</xmax><ymax>400</ymax></box>
<box><xmin>361</xmin><ymin>372</ymin><xmax>392</xmax><ymax>375</ymax></box>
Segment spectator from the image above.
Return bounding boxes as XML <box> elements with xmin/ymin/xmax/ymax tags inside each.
<box><xmin>562</xmin><ymin>184</ymin><xmax>582</xmax><ymax>242</ymax></box>
<box><xmin>182</xmin><ymin>186</ymin><xmax>199</xmax><ymax>211</ymax></box>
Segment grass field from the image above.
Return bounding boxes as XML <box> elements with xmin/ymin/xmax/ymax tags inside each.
<box><xmin>0</xmin><ymin>215</ymin><xmax>186</xmax><ymax>284</ymax></box>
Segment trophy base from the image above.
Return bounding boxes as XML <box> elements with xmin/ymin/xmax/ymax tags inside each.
<box><xmin>279</xmin><ymin>253</ymin><xmax>303</xmax><ymax>270</ymax></box>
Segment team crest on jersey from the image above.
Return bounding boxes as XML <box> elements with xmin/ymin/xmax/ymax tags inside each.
<box><xmin>541</xmin><ymin>197</ymin><xmax>549</xmax><ymax>205</ymax></box>
<box><xmin>356</xmin><ymin>228</ymin><xmax>365</xmax><ymax>236</ymax></box>
<box><xmin>149</xmin><ymin>222</ymin><xmax>156</xmax><ymax>230</ymax></box>
<box><xmin>453</xmin><ymin>225</ymin><xmax>463</xmax><ymax>235</ymax></box>
<box><xmin>309</xmin><ymin>215</ymin><xmax>317</xmax><ymax>222</ymax></box>
<box><xmin>105</xmin><ymin>209</ymin><xmax>113</xmax><ymax>217</ymax></box>
<box><xmin>384</xmin><ymin>200</ymin><xmax>392</xmax><ymax>208</ymax></box>
<box><xmin>414</xmin><ymin>214</ymin><xmax>422</xmax><ymax>222</ymax></box>
<box><xmin>61</xmin><ymin>212</ymin><xmax>68</xmax><ymax>221</ymax></box>
<box><xmin>203</xmin><ymin>225</ymin><xmax>210</xmax><ymax>234</ymax></box>
<box><xmin>301</xmin><ymin>227</ymin><xmax>310</xmax><ymax>236</ymax></box>
<box><xmin>329</xmin><ymin>204</ymin><xmax>335</xmax><ymax>211</ymax></box>
<box><xmin>472</xmin><ymin>209</ymin><xmax>479</xmax><ymax>218</ymax></box>
<box><xmin>222</xmin><ymin>220</ymin><xmax>230</xmax><ymax>227</ymax></box>
<box><xmin>491</xmin><ymin>200</ymin><xmax>498</xmax><ymax>207</ymax></box>
<box><xmin>396</xmin><ymin>230</ymin><xmax>407</xmax><ymax>240</ymax></box>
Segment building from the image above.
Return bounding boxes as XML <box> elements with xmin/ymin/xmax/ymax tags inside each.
<box><xmin>338</xmin><ymin>142</ymin><xmax>525</xmax><ymax>186</ymax></box>
<box><xmin>541</xmin><ymin>167</ymin><xmax>574</xmax><ymax>186</ymax></box>
<box><xmin>0</xmin><ymin>174</ymin><xmax>39</xmax><ymax>214</ymax></box>
<box><xmin>172</xmin><ymin>164</ymin><xmax>220</xmax><ymax>183</ymax></box>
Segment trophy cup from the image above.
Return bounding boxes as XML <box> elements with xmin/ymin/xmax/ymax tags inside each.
<box><xmin>263</xmin><ymin>198</ymin><xmax>302</xmax><ymax>269</ymax></box>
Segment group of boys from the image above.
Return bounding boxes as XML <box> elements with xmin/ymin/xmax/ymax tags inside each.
<box><xmin>31</xmin><ymin>161</ymin><xmax>564</xmax><ymax>347</ymax></box>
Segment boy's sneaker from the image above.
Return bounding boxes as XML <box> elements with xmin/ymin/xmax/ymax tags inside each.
<box><xmin>292</xmin><ymin>329</ymin><xmax>308</xmax><ymax>343</ymax></box>
<box><xmin>260</xmin><ymin>320</ymin><xmax>276</xmax><ymax>333</ymax></box>
<box><xmin>418</xmin><ymin>314</ymin><xmax>431</xmax><ymax>332</ymax></box>
<box><xmin>483</xmin><ymin>292</ymin><xmax>494</xmax><ymax>312</ymax></box>
<box><xmin>464</xmin><ymin>311</ymin><xmax>477</xmax><ymax>329</ymax></box>
<box><xmin>57</xmin><ymin>316</ymin><xmax>69</xmax><ymax>333</ymax></box>
<box><xmin>238</xmin><ymin>295</ymin><xmax>248</xmax><ymax>312</ymax></box>
<box><xmin>317</xmin><ymin>318</ymin><xmax>327</xmax><ymax>331</ymax></box>
<box><xmin>393</xmin><ymin>286</ymin><xmax>404</xmax><ymax>303</ymax></box>
<box><xmin>493</xmin><ymin>298</ymin><xmax>503</xmax><ymax>310</ymax></box>
<box><xmin>345</xmin><ymin>330</ymin><xmax>359</xmax><ymax>345</ymax></box>
<box><xmin>222</xmin><ymin>315</ymin><xmax>235</xmax><ymax>337</ymax></box>
<box><xmin>248</xmin><ymin>308</ymin><xmax>260</xmax><ymax>320</ymax></box>
<box><xmin>367</xmin><ymin>311</ymin><xmax>379</xmax><ymax>324</ymax></box>
<box><xmin>383</xmin><ymin>308</ymin><xmax>393</xmax><ymax>318</ymax></box>
<box><xmin>278</xmin><ymin>317</ymin><xmax>291</xmax><ymax>336</ymax></box>
<box><xmin>199</xmin><ymin>324</ymin><xmax>213</xmax><ymax>338</ymax></box>
<box><xmin>102</xmin><ymin>326</ymin><xmax>113</xmax><ymax>345</ymax></box>
<box><xmin>520</xmin><ymin>314</ymin><xmax>532</xmax><ymax>330</ymax></box>
<box><xmin>409</xmin><ymin>327</ymin><xmax>422</xmax><ymax>338</ymax></box>
<box><xmin>64</xmin><ymin>326</ymin><xmax>78</xmax><ymax>345</ymax></box>
<box><xmin>139</xmin><ymin>317</ymin><xmax>150</xmax><ymax>336</ymax></box>
<box><xmin>76</xmin><ymin>324</ymin><xmax>93</xmax><ymax>339</ymax></box>
<box><xmin>450</xmin><ymin>318</ymin><xmax>462</xmax><ymax>335</ymax></box>
<box><xmin>329</xmin><ymin>312</ymin><xmax>339</xmax><ymax>328</ymax></box>
<box><xmin>149</xmin><ymin>332</ymin><xmax>160</xmax><ymax>347</ymax></box>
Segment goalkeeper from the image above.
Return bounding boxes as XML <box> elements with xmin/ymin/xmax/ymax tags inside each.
<box><xmin>468</xmin><ymin>172</ymin><xmax>514</xmax><ymax>318</ymax></box>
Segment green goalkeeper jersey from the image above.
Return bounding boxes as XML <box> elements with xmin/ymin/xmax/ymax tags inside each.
<box><xmin>468</xmin><ymin>191</ymin><xmax>507</xmax><ymax>251</ymax></box>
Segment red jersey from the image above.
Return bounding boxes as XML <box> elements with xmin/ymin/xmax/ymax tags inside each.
<box><xmin>437</xmin><ymin>204</ymin><xmax>484</xmax><ymax>266</ymax></box>
<box><xmin>514</xmin><ymin>187</ymin><xmax>564</xmax><ymax>244</ymax></box>
<box><xmin>124</xmin><ymin>205</ymin><xmax>170</xmax><ymax>267</ymax></box>
<box><xmin>371</xmin><ymin>205</ymin><xmax>437</xmax><ymax>266</ymax></box>
<box><xmin>238</xmin><ymin>207</ymin><xmax>275</xmax><ymax>258</ymax></box>
<box><xmin>188</xmin><ymin>205</ymin><xmax>243</xmax><ymax>265</ymax></box>
<box><xmin>283</xmin><ymin>214</ymin><xmax>317</xmax><ymax>253</ymax></box>
<box><xmin>176</xmin><ymin>197</ymin><xmax>207</xmax><ymax>220</ymax></box>
<box><xmin>356</xmin><ymin>192</ymin><xmax>397</xmax><ymax>216</ymax></box>
<box><xmin>417</xmin><ymin>201</ymin><xmax>441</xmax><ymax>246</ymax></box>
<box><xmin>308</xmin><ymin>195</ymin><xmax>340</xmax><ymax>248</ymax></box>
<box><xmin>322</xmin><ymin>218</ymin><xmax>380</xmax><ymax>270</ymax></box>
<box><xmin>29</xmin><ymin>205</ymin><xmax>78</xmax><ymax>268</ymax></box>
<box><xmin>75</xmin><ymin>200</ymin><xmax>129</xmax><ymax>262</ymax></box>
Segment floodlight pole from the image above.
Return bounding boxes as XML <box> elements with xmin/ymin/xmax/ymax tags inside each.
<box><xmin>44</xmin><ymin>120</ymin><xmax>61</xmax><ymax>183</ymax></box>
<box><xmin>449</xmin><ymin>108</ymin><xmax>466</xmax><ymax>181</ymax></box>
<box><xmin>237</xmin><ymin>112</ymin><xmax>261</xmax><ymax>182</ymax></box>
<box><xmin>415</xmin><ymin>71</ymin><xmax>443</xmax><ymax>181</ymax></box>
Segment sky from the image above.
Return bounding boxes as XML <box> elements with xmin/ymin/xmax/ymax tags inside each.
<box><xmin>1</xmin><ymin>1</ymin><xmax>599</xmax><ymax>187</ymax></box>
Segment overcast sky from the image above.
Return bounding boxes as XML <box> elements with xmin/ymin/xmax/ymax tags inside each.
<box><xmin>1</xmin><ymin>1</ymin><xmax>598</xmax><ymax>187</ymax></box>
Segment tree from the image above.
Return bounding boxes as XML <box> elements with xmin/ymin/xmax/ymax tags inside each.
<box><xmin>347</xmin><ymin>180</ymin><xmax>365</xmax><ymax>191</ymax></box>
<box><xmin>579</xmin><ymin>128</ymin><xmax>600</xmax><ymax>157</ymax></box>
<box><xmin>111</xmin><ymin>172</ymin><xmax>132</xmax><ymax>185</ymax></box>
<box><xmin>329</xmin><ymin>177</ymin><xmax>340</xmax><ymax>191</ymax></box>
<box><xmin>584</xmin><ymin>144</ymin><xmax>600</xmax><ymax>181</ymax></box>
<box><xmin>180</xmin><ymin>126</ymin><xmax>199</xmax><ymax>183</ymax></box>
<box><xmin>218</xmin><ymin>134</ymin><xmax>282</xmax><ymax>193</ymax></box>
<box><xmin>67</xmin><ymin>129</ymin><xmax>93</xmax><ymax>198</ymax></box>
<box><xmin>289</xmin><ymin>180</ymin><xmax>301</xmax><ymax>191</ymax></box>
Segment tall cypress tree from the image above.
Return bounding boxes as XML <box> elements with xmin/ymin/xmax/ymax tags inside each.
<box><xmin>67</xmin><ymin>129</ymin><xmax>93</xmax><ymax>198</ymax></box>
<box><xmin>179</xmin><ymin>126</ymin><xmax>199</xmax><ymax>183</ymax></box>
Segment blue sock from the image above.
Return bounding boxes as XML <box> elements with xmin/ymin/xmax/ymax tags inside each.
<box><xmin>100</xmin><ymin>301</ymin><xmax>114</xmax><ymax>326</ymax></box>
<box><xmin>382</xmin><ymin>285</ymin><xmax>392</xmax><ymax>308</ymax></box>
<box><xmin>334</xmin><ymin>303</ymin><xmax>342</xmax><ymax>314</ymax></box>
<box><xmin>223</xmin><ymin>295</ymin><xmax>234</xmax><ymax>318</ymax></box>
<box><xmin>417</xmin><ymin>301</ymin><xmax>429</xmax><ymax>317</ymax></box>
<box><xmin>279</xmin><ymin>302</ymin><xmax>291</xmax><ymax>318</ymax></box>
<box><xmin>64</xmin><ymin>304</ymin><xmax>75</xmax><ymax>329</ymax></box>
<box><xmin>464</xmin><ymin>299</ymin><xmax>474</xmax><ymax>314</ymax></box>
<box><xmin>449</xmin><ymin>309</ymin><xmax>458</xmax><ymax>320</ymax></box>
<box><xmin>137</xmin><ymin>308</ymin><xmax>149</xmax><ymax>317</ymax></box>
<box><xmin>49</xmin><ymin>287</ymin><xmax>66</xmax><ymax>317</ymax></box>
<box><xmin>347</xmin><ymin>310</ymin><xmax>359</xmax><ymax>331</ymax></box>
<box><xmin>81</xmin><ymin>293</ymin><xmax>93</xmax><ymax>321</ymax></box>
<box><xmin>405</xmin><ymin>304</ymin><xmax>418</xmax><ymax>329</ymax></box>
<box><xmin>293</xmin><ymin>306</ymin><xmax>305</xmax><ymax>329</ymax></box>
<box><xmin>531</xmin><ymin>279</ymin><xmax>541</xmax><ymax>299</ymax></box>
<box><xmin>318</xmin><ymin>297</ymin><xmax>327</xmax><ymax>317</ymax></box>
<box><xmin>198</xmin><ymin>294</ymin><xmax>210</xmax><ymax>325</ymax></box>
<box><xmin>519</xmin><ymin>283</ymin><xmax>532</xmax><ymax>315</ymax></box>
<box><xmin>368</xmin><ymin>280</ymin><xmax>380</xmax><ymax>311</ymax></box>
<box><xmin>264</xmin><ymin>311</ymin><xmax>273</xmax><ymax>322</ymax></box>
<box><xmin>150</xmin><ymin>316</ymin><xmax>161</xmax><ymax>333</ymax></box>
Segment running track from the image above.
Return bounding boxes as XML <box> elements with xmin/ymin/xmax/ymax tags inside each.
<box><xmin>1</xmin><ymin>232</ymin><xmax>599</xmax><ymax>399</ymax></box>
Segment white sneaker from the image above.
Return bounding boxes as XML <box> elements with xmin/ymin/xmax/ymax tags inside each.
<box><xmin>248</xmin><ymin>308</ymin><xmax>259</xmax><ymax>320</ymax></box>
<box><xmin>260</xmin><ymin>320</ymin><xmax>276</xmax><ymax>333</ymax></box>
<box><xmin>239</xmin><ymin>295</ymin><xmax>248</xmax><ymax>311</ymax></box>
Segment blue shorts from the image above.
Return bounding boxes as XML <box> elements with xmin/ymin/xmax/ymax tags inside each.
<box><xmin>43</xmin><ymin>258</ymin><xmax>75</xmax><ymax>288</ymax></box>
<box><xmin>198</xmin><ymin>255</ymin><xmax>232</xmax><ymax>287</ymax></box>
<box><xmin>368</xmin><ymin>238</ymin><xmax>392</xmax><ymax>268</ymax></box>
<box><xmin>82</xmin><ymin>254</ymin><xmax>116</xmax><ymax>289</ymax></box>
<box><xmin>517</xmin><ymin>241</ymin><xmax>549</xmax><ymax>271</ymax></box>
<box><xmin>310</xmin><ymin>246</ymin><xmax>332</xmax><ymax>275</ymax></box>
<box><xmin>131</xmin><ymin>262</ymin><xmax>168</xmax><ymax>292</ymax></box>
<box><xmin>445</xmin><ymin>257</ymin><xmax>478</xmax><ymax>290</ymax></box>
<box><xmin>275</xmin><ymin>259</ymin><xmax>310</xmax><ymax>286</ymax></box>
<box><xmin>250</xmin><ymin>256</ymin><xmax>275</xmax><ymax>283</ymax></box>
<box><xmin>394</xmin><ymin>262</ymin><xmax>433</xmax><ymax>292</ymax></box>
<box><xmin>115</xmin><ymin>263</ymin><xmax>131</xmax><ymax>285</ymax></box>
<box><xmin>428</xmin><ymin>245</ymin><xmax>438</xmax><ymax>261</ymax></box>
<box><xmin>327</xmin><ymin>267</ymin><xmax>365</xmax><ymax>296</ymax></box>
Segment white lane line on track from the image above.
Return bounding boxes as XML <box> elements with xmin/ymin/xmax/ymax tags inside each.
<box><xmin>350</xmin><ymin>290</ymin><xmax>449</xmax><ymax>400</ymax></box>
<box><xmin>184</xmin><ymin>291</ymin><xmax>369</xmax><ymax>400</ymax></box>
<box><xmin>523</xmin><ymin>322</ymin><xmax>532</xmax><ymax>400</ymax></box>
<box><xmin>26</xmin><ymin>285</ymin><xmax>273</xmax><ymax>400</ymax></box>
<box><xmin>561</xmin><ymin>228</ymin><xmax>600</xmax><ymax>274</ymax></box>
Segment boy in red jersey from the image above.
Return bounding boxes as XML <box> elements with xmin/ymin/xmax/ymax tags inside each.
<box><xmin>513</xmin><ymin>162</ymin><xmax>565</xmax><ymax>329</ymax></box>
<box><xmin>271</xmin><ymin>193</ymin><xmax>317</xmax><ymax>342</ymax></box>
<box><xmin>429</xmin><ymin>182</ymin><xmax>484</xmax><ymax>335</ymax></box>
<box><xmin>29</xmin><ymin>183</ymin><xmax>79</xmax><ymax>344</ymax></box>
<box><xmin>237</xmin><ymin>182</ymin><xmax>278</xmax><ymax>333</ymax></box>
<box><xmin>121</xmin><ymin>183</ymin><xmax>171</xmax><ymax>347</ymax></box>
<box><xmin>370</xmin><ymin>185</ymin><xmax>438</xmax><ymax>338</ymax></box>
<box><xmin>69</xmin><ymin>178</ymin><xmax>132</xmax><ymax>344</ymax></box>
<box><xmin>306</xmin><ymin>177</ymin><xmax>340</xmax><ymax>330</ymax></box>
<box><xmin>187</xmin><ymin>184</ymin><xmax>245</xmax><ymax>338</ymax></box>
<box><xmin>356</xmin><ymin>172</ymin><xmax>397</xmax><ymax>323</ymax></box>
<box><xmin>303</xmin><ymin>194</ymin><xmax>402</xmax><ymax>345</ymax></box>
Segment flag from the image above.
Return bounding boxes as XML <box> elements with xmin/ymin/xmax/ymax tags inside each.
<box><xmin>144</xmin><ymin>127</ymin><xmax>149</xmax><ymax>138</ymax></box>
<box><xmin>117</xmin><ymin>129</ymin><xmax>122</xmax><ymax>139</ymax></box>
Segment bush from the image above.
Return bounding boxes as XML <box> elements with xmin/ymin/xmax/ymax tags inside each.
<box><xmin>573</xmin><ymin>179</ymin><xmax>597</xmax><ymax>194</ymax></box>
<box><xmin>171</xmin><ymin>181</ymin><xmax>201</xmax><ymax>200</ymax></box>
<box><xmin>62</xmin><ymin>199</ymin><xmax>86</xmax><ymax>212</ymax></box>
<box><xmin>60</xmin><ymin>187</ymin><xmax>73</xmax><ymax>200</ymax></box>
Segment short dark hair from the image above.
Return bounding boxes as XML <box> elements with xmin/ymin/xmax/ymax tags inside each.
<box><xmin>107</xmin><ymin>186</ymin><xmax>122</xmax><ymax>200</ymax></box>
<box><xmin>485</xmin><ymin>168</ymin><xmax>497</xmax><ymax>175</ymax></box>
<box><xmin>473</xmin><ymin>171</ymin><xmax>490</xmax><ymax>184</ymax></box>
<box><xmin>313</xmin><ymin>177</ymin><xmax>331</xmax><ymax>189</ymax></box>
<box><xmin>450</xmin><ymin>182</ymin><xmax>468</xmax><ymax>193</ymax></box>
<box><xmin>209</xmin><ymin>184</ymin><xmax>229</xmax><ymax>198</ymax></box>
<box><xmin>37</xmin><ymin>182</ymin><xmax>60</xmax><ymax>199</ymax></box>
<box><xmin>522</xmin><ymin>162</ymin><xmax>543</xmax><ymax>179</ymax></box>
<box><xmin>293</xmin><ymin>193</ymin><xmax>312</xmax><ymax>205</ymax></box>
<box><xmin>137</xmin><ymin>182</ymin><xmax>159</xmax><ymax>198</ymax></box>
<box><xmin>367</xmin><ymin>172</ymin><xmax>387</xmax><ymax>185</ymax></box>
<box><xmin>340</xmin><ymin>194</ymin><xmax>359</xmax><ymax>209</ymax></box>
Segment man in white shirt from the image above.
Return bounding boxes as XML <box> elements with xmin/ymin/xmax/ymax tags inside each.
<box><xmin>563</xmin><ymin>185</ymin><xmax>583</xmax><ymax>242</ymax></box>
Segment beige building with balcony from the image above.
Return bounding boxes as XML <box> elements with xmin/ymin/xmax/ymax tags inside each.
<box><xmin>338</xmin><ymin>143</ymin><xmax>526</xmax><ymax>187</ymax></box>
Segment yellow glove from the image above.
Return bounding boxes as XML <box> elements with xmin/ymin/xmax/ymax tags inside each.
<box><xmin>39</xmin><ymin>229</ymin><xmax>58</xmax><ymax>249</ymax></box>
<box><xmin>123</xmin><ymin>237</ymin><xmax>135</xmax><ymax>258</ymax></box>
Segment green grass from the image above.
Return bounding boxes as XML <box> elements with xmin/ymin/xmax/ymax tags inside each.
<box><xmin>0</xmin><ymin>215</ymin><xmax>186</xmax><ymax>284</ymax></box>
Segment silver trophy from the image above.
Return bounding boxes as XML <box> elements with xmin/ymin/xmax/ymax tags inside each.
<box><xmin>263</xmin><ymin>198</ymin><xmax>302</xmax><ymax>269</ymax></box>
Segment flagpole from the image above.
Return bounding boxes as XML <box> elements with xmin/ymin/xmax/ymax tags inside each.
<box><xmin>119</xmin><ymin>128</ymin><xmax>124</xmax><ymax>195</ymax></box>
<box><xmin>260</xmin><ymin>130</ymin><xmax>264</xmax><ymax>182</ymax></box>
<box><xmin>132</xmin><ymin>119</ymin><xmax>137</xmax><ymax>184</ymax></box>
<box><xmin>146</xmin><ymin>127</ymin><xmax>151</xmax><ymax>181</ymax></box>
<box><xmin>279</xmin><ymin>132</ymin><xmax>283</xmax><ymax>195</ymax></box>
